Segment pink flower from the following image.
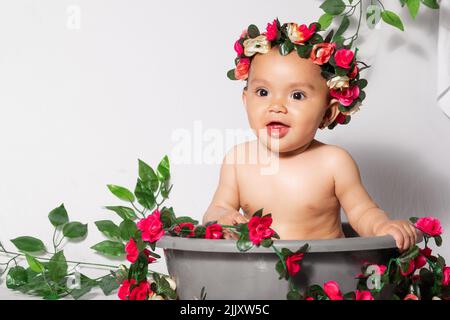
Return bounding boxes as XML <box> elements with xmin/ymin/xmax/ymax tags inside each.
<box><xmin>205</xmin><ymin>224</ymin><xmax>223</xmax><ymax>239</ymax></box>
<box><xmin>265</xmin><ymin>19</ymin><xmax>278</xmax><ymax>41</ymax></box>
<box><xmin>297</xmin><ymin>23</ymin><xmax>316</xmax><ymax>43</ymax></box>
<box><xmin>125</xmin><ymin>238</ymin><xmax>139</xmax><ymax>263</ymax></box>
<box><xmin>330</xmin><ymin>85</ymin><xmax>360</xmax><ymax>106</ymax></box>
<box><xmin>234</xmin><ymin>40</ymin><xmax>244</xmax><ymax>56</ymax></box>
<box><xmin>310</xmin><ymin>42</ymin><xmax>336</xmax><ymax>65</ymax></box>
<box><xmin>248</xmin><ymin>215</ymin><xmax>275</xmax><ymax>246</ymax></box>
<box><xmin>355</xmin><ymin>290</ymin><xmax>374</xmax><ymax>300</ymax></box>
<box><xmin>323</xmin><ymin>281</ymin><xmax>343</xmax><ymax>300</ymax></box>
<box><xmin>399</xmin><ymin>260</ymin><xmax>415</xmax><ymax>276</ymax></box>
<box><xmin>443</xmin><ymin>266</ymin><xmax>450</xmax><ymax>286</ymax></box>
<box><xmin>234</xmin><ymin>58</ymin><xmax>250</xmax><ymax>80</ymax></box>
<box><xmin>173</xmin><ymin>222</ymin><xmax>195</xmax><ymax>237</ymax></box>
<box><xmin>285</xmin><ymin>253</ymin><xmax>305</xmax><ymax>276</ymax></box>
<box><xmin>137</xmin><ymin>209</ymin><xmax>165</xmax><ymax>243</ymax></box>
<box><xmin>414</xmin><ymin>217</ymin><xmax>443</xmax><ymax>237</ymax></box>
<box><xmin>305</xmin><ymin>297</ymin><xmax>314</xmax><ymax>300</ymax></box>
<box><xmin>404</xmin><ymin>293</ymin><xmax>419</xmax><ymax>300</ymax></box>
<box><xmin>334</xmin><ymin>49</ymin><xmax>354</xmax><ymax>69</ymax></box>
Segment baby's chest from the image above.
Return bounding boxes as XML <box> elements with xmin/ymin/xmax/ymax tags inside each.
<box><xmin>237</xmin><ymin>163</ymin><xmax>337</xmax><ymax>214</ymax></box>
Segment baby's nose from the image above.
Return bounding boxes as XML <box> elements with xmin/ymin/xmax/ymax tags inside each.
<box><xmin>269</xmin><ymin>103</ymin><xmax>287</xmax><ymax>113</ymax></box>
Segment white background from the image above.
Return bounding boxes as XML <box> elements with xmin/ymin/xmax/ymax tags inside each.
<box><xmin>0</xmin><ymin>0</ymin><xmax>448</xmax><ymax>299</ymax></box>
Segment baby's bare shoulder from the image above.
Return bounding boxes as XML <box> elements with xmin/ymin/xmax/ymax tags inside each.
<box><xmin>312</xmin><ymin>142</ymin><xmax>357</xmax><ymax>169</ymax></box>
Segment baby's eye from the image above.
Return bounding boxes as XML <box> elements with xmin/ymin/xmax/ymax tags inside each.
<box><xmin>291</xmin><ymin>91</ymin><xmax>306</xmax><ymax>100</ymax></box>
<box><xmin>255</xmin><ymin>88</ymin><xmax>268</xmax><ymax>97</ymax></box>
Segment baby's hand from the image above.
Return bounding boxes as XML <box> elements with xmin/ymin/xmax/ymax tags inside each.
<box><xmin>374</xmin><ymin>220</ymin><xmax>418</xmax><ymax>252</ymax></box>
<box><xmin>216</xmin><ymin>210</ymin><xmax>249</xmax><ymax>240</ymax></box>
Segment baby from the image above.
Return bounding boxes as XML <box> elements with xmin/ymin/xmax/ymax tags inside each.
<box><xmin>202</xmin><ymin>19</ymin><xmax>418</xmax><ymax>251</ymax></box>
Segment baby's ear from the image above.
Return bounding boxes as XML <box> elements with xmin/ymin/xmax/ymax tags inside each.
<box><xmin>242</xmin><ymin>86</ymin><xmax>248</xmax><ymax>107</ymax></box>
<box><xmin>319</xmin><ymin>98</ymin><xmax>340</xmax><ymax>129</ymax></box>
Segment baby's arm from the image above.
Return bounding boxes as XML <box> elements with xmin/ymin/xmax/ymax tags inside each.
<box><xmin>202</xmin><ymin>145</ymin><xmax>248</xmax><ymax>228</ymax></box>
<box><xmin>331</xmin><ymin>147</ymin><xmax>417</xmax><ymax>251</ymax></box>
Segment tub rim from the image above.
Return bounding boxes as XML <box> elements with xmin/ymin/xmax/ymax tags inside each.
<box><xmin>156</xmin><ymin>234</ymin><xmax>422</xmax><ymax>253</ymax></box>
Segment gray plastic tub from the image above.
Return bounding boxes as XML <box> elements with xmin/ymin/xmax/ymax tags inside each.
<box><xmin>157</xmin><ymin>223</ymin><xmax>420</xmax><ymax>300</ymax></box>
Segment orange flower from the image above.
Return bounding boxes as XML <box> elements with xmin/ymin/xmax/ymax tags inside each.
<box><xmin>234</xmin><ymin>58</ymin><xmax>250</xmax><ymax>80</ymax></box>
<box><xmin>310</xmin><ymin>42</ymin><xmax>336</xmax><ymax>65</ymax></box>
<box><xmin>286</xmin><ymin>23</ymin><xmax>316</xmax><ymax>44</ymax></box>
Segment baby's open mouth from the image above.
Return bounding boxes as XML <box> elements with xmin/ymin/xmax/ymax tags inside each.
<box><xmin>266</xmin><ymin>121</ymin><xmax>290</xmax><ymax>139</ymax></box>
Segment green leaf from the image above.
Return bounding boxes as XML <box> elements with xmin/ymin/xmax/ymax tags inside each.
<box><xmin>296</xmin><ymin>44</ymin><xmax>312</xmax><ymax>58</ymax></box>
<box><xmin>318</xmin><ymin>13</ymin><xmax>333</xmax><ymax>31</ymax></box>
<box><xmin>381</xmin><ymin>10</ymin><xmax>405</xmax><ymax>31</ymax></box>
<box><xmin>156</xmin><ymin>155</ymin><xmax>170</xmax><ymax>182</ymax></box>
<box><xmin>48</xmin><ymin>251</ymin><xmax>68</xmax><ymax>282</ymax></box>
<box><xmin>134</xmin><ymin>178</ymin><xmax>156</xmax><ymax>210</ymax></box>
<box><xmin>63</xmin><ymin>222</ymin><xmax>88</xmax><ymax>239</ymax></box>
<box><xmin>98</xmin><ymin>275</ymin><xmax>120</xmax><ymax>295</ymax></box>
<box><xmin>275</xmin><ymin>260</ymin><xmax>287</xmax><ymax>280</ymax></box>
<box><xmin>406</xmin><ymin>0</ymin><xmax>420</xmax><ymax>19</ymax></box>
<box><xmin>104</xmin><ymin>206</ymin><xmax>137</xmax><ymax>221</ymax></box>
<box><xmin>107</xmin><ymin>184</ymin><xmax>135</xmax><ymax>202</ymax></box>
<box><xmin>138</xmin><ymin>159</ymin><xmax>159</xmax><ymax>192</ymax></box>
<box><xmin>261</xmin><ymin>238</ymin><xmax>273</xmax><ymax>248</ymax></box>
<box><xmin>279</xmin><ymin>40</ymin><xmax>294</xmax><ymax>56</ymax></box>
<box><xmin>227</xmin><ymin>69</ymin><xmax>237</xmax><ymax>80</ymax></box>
<box><xmin>95</xmin><ymin>220</ymin><xmax>121</xmax><ymax>240</ymax></box>
<box><xmin>175</xmin><ymin>216</ymin><xmax>198</xmax><ymax>225</ymax></box>
<box><xmin>247</xmin><ymin>24</ymin><xmax>260</xmax><ymax>38</ymax></box>
<box><xmin>70</xmin><ymin>274</ymin><xmax>97</xmax><ymax>300</ymax></box>
<box><xmin>6</xmin><ymin>266</ymin><xmax>28</xmax><ymax>289</ymax></box>
<box><xmin>357</xmin><ymin>79</ymin><xmax>368</xmax><ymax>89</ymax></box>
<box><xmin>91</xmin><ymin>240</ymin><xmax>125</xmax><ymax>257</ymax></box>
<box><xmin>236</xmin><ymin>238</ymin><xmax>253</xmax><ymax>252</ymax></box>
<box><xmin>398</xmin><ymin>245</ymin><xmax>419</xmax><ymax>264</ymax></box>
<box><xmin>287</xmin><ymin>290</ymin><xmax>301</xmax><ymax>300</ymax></box>
<box><xmin>434</xmin><ymin>235</ymin><xmax>442</xmax><ymax>247</ymax></box>
<box><xmin>160</xmin><ymin>207</ymin><xmax>177</xmax><ymax>228</ymax></box>
<box><xmin>48</xmin><ymin>204</ymin><xmax>69</xmax><ymax>227</ymax></box>
<box><xmin>25</xmin><ymin>254</ymin><xmax>45</xmax><ymax>273</ymax></box>
<box><xmin>334</xmin><ymin>16</ymin><xmax>350</xmax><ymax>39</ymax></box>
<box><xmin>420</xmin><ymin>0</ymin><xmax>439</xmax><ymax>9</ymax></box>
<box><xmin>409</xmin><ymin>217</ymin><xmax>419</xmax><ymax>224</ymax></box>
<box><xmin>119</xmin><ymin>220</ymin><xmax>138</xmax><ymax>242</ymax></box>
<box><xmin>320</xmin><ymin>0</ymin><xmax>346</xmax><ymax>15</ymax></box>
<box><xmin>366</xmin><ymin>4</ymin><xmax>382</xmax><ymax>29</ymax></box>
<box><xmin>10</xmin><ymin>236</ymin><xmax>45</xmax><ymax>253</ymax></box>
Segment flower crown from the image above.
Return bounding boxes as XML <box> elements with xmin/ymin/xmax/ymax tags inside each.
<box><xmin>227</xmin><ymin>18</ymin><xmax>369</xmax><ymax>130</ymax></box>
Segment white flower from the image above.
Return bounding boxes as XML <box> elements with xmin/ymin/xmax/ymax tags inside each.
<box><xmin>243</xmin><ymin>35</ymin><xmax>271</xmax><ymax>57</ymax></box>
<box><xmin>327</xmin><ymin>76</ymin><xmax>350</xmax><ymax>90</ymax></box>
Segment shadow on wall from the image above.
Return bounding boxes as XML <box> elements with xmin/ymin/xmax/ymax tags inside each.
<box><xmin>346</xmin><ymin>143</ymin><xmax>449</xmax><ymax>220</ymax></box>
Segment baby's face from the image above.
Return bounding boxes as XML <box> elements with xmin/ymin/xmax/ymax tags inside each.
<box><xmin>242</xmin><ymin>46</ymin><xmax>338</xmax><ymax>155</ymax></box>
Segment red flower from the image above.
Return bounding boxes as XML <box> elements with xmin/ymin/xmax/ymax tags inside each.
<box><xmin>348</xmin><ymin>65</ymin><xmax>358</xmax><ymax>79</ymax></box>
<box><xmin>399</xmin><ymin>260</ymin><xmax>415</xmax><ymax>276</ymax></box>
<box><xmin>414</xmin><ymin>217</ymin><xmax>443</xmax><ymax>237</ymax></box>
<box><xmin>355</xmin><ymin>290</ymin><xmax>374</xmax><ymax>300</ymax></box>
<box><xmin>118</xmin><ymin>279</ymin><xmax>152</xmax><ymax>300</ymax></box>
<box><xmin>125</xmin><ymin>238</ymin><xmax>139</xmax><ymax>263</ymax></box>
<box><xmin>330</xmin><ymin>85</ymin><xmax>360</xmax><ymax>106</ymax></box>
<box><xmin>305</xmin><ymin>297</ymin><xmax>314</xmax><ymax>300</ymax></box>
<box><xmin>297</xmin><ymin>23</ymin><xmax>316</xmax><ymax>43</ymax></box>
<box><xmin>323</xmin><ymin>281</ymin><xmax>343</xmax><ymax>300</ymax></box>
<box><xmin>404</xmin><ymin>293</ymin><xmax>419</xmax><ymax>300</ymax></box>
<box><xmin>420</xmin><ymin>246</ymin><xmax>432</xmax><ymax>258</ymax></box>
<box><xmin>443</xmin><ymin>266</ymin><xmax>450</xmax><ymax>286</ymax></box>
<box><xmin>143</xmin><ymin>249</ymin><xmax>157</xmax><ymax>263</ymax></box>
<box><xmin>285</xmin><ymin>253</ymin><xmax>304</xmax><ymax>276</ymax></box>
<box><xmin>335</xmin><ymin>113</ymin><xmax>347</xmax><ymax>124</ymax></box>
<box><xmin>265</xmin><ymin>19</ymin><xmax>278</xmax><ymax>41</ymax></box>
<box><xmin>414</xmin><ymin>255</ymin><xmax>427</xmax><ymax>270</ymax></box>
<box><xmin>248</xmin><ymin>215</ymin><xmax>275</xmax><ymax>246</ymax></box>
<box><xmin>234</xmin><ymin>58</ymin><xmax>250</xmax><ymax>80</ymax></box>
<box><xmin>174</xmin><ymin>222</ymin><xmax>195</xmax><ymax>237</ymax></box>
<box><xmin>130</xmin><ymin>280</ymin><xmax>151</xmax><ymax>300</ymax></box>
<box><xmin>205</xmin><ymin>224</ymin><xmax>223</xmax><ymax>239</ymax></box>
<box><xmin>334</xmin><ymin>49</ymin><xmax>354</xmax><ymax>69</ymax></box>
<box><xmin>137</xmin><ymin>209</ymin><xmax>165</xmax><ymax>243</ymax></box>
<box><xmin>310</xmin><ymin>42</ymin><xmax>336</xmax><ymax>65</ymax></box>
